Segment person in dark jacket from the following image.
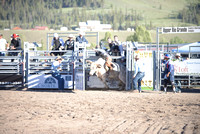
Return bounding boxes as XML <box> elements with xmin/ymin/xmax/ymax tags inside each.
<box><xmin>8</xmin><ymin>43</ymin><xmax>18</xmax><ymax>62</ymax></box>
<box><xmin>64</xmin><ymin>34</ymin><xmax>74</xmax><ymax>51</ymax></box>
<box><xmin>50</xmin><ymin>33</ymin><xmax>64</xmax><ymax>56</ymax></box>
<box><xmin>163</xmin><ymin>54</ymin><xmax>176</xmax><ymax>93</ymax></box>
<box><xmin>107</xmin><ymin>37</ymin><xmax>114</xmax><ymax>55</ymax></box>
<box><xmin>76</xmin><ymin>31</ymin><xmax>88</xmax><ymax>44</ymax></box>
<box><xmin>9</xmin><ymin>34</ymin><xmax>22</xmax><ymax>61</ymax></box>
<box><xmin>51</xmin><ymin>56</ymin><xmax>64</xmax><ymax>91</ymax></box>
<box><xmin>112</xmin><ymin>35</ymin><xmax>122</xmax><ymax>56</ymax></box>
<box><xmin>11</xmin><ymin>34</ymin><xmax>22</xmax><ymax>50</ymax></box>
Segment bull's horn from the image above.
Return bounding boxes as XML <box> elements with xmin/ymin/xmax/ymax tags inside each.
<box><xmin>86</xmin><ymin>60</ymin><xmax>93</xmax><ymax>64</ymax></box>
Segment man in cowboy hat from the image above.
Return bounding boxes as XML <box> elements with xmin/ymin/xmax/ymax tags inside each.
<box><xmin>132</xmin><ymin>54</ymin><xmax>145</xmax><ymax>93</ymax></box>
<box><xmin>51</xmin><ymin>56</ymin><xmax>64</xmax><ymax>90</ymax></box>
<box><xmin>76</xmin><ymin>31</ymin><xmax>88</xmax><ymax>44</ymax></box>
<box><xmin>64</xmin><ymin>34</ymin><xmax>75</xmax><ymax>51</ymax></box>
<box><xmin>163</xmin><ymin>54</ymin><xmax>176</xmax><ymax>93</ymax></box>
<box><xmin>174</xmin><ymin>53</ymin><xmax>183</xmax><ymax>61</ymax></box>
<box><xmin>112</xmin><ymin>35</ymin><xmax>123</xmax><ymax>56</ymax></box>
<box><xmin>172</xmin><ymin>53</ymin><xmax>182</xmax><ymax>93</ymax></box>
<box><xmin>50</xmin><ymin>33</ymin><xmax>64</xmax><ymax>56</ymax></box>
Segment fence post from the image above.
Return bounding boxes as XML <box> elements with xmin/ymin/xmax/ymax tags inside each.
<box><xmin>23</xmin><ymin>42</ymin><xmax>29</xmax><ymax>87</ymax></box>
<box><xmin>156</xmin><ymin>27</ymin><xmax>160</xmax><ymax>91</ymax></box>
<box><xmin>126</xmin><ymin>42</ymin><xmax>129</xmax><ymax>90</ymax></box>
<box><xmin>72</xmin><ymin>51</ymin><xmax>75</xmax><ymax>90</ymax></box>
<box><xmin>167</xmin><ymin>43</ymin><xmax>169</xmax><ymax>52</ymax></box>
<box><xmin>97</xmin><ymin>32</ymin><xmax>99</xmax><ymax>46</ymax></box>
<box><xmin>153</xmin><ymin>51</ymin><xmax>156</xmax><ymax>90</ymax></box>
<box><xmin>47</xmin><ymin>33</ymin><xmax>49</xmax><ymax>51</ymax></box>
<box><xmin>126</xmin><ymin>42</ymin><xmax>134</xmax><ymax>90</ymax></box>
<box><xmin>83</xmin><ymin>48</ymin><xmax>86</xmax><ymax>90</ymax></box>
<box><xmin>73</xmin><ymin>42</ymin><xmax>86</xmax><ymax>90</ymax></box>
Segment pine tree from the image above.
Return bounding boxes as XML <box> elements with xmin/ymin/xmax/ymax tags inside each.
<box><xmin>126</xmin><ymin>26</ymin><xmax>152</xmax><ymax>43</ymax></box>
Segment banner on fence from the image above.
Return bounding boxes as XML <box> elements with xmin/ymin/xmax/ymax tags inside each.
<box><xmin>28</xmin><ymin>74</ymin><xmax>73</xmax><ymax>89</ymax></box>
<box><xmin>161</xmin><ymin>26</ymin><xmax>200</xmax><ymax>34</ymax></box>
<box><xmin>173</xmin><ymin>59</ymin><xmax>200</xmax><ymax>75</ymax></box>
<box><xmin>135</xmin><ymin>51</ymin><xmax>153</xmax><ymax>89</ymax></box>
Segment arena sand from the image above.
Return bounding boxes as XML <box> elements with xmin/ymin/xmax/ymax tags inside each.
<box><xmin>0</xmin><ymin>89</ymin><xmax>199</xmax><ymax>134</ymax></box>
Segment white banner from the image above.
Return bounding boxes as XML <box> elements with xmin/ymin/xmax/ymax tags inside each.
<box><xmin>161</xmin><ymin>26</ymin><xmax>200</xmax><ymax>34</ymax></box>
<box><xmin>173</xmin><ymin>59</ymin><xmax>200</xmax><ymax>75</ymax></box>
<box><xmin>28</xmin><ymin>74</ymin><xmax>73</xmax><ymax>89</ymax></box>
<box><xmin>135</xmin><ymin>51</ymin><xmax>153</xmax><ymax>88</ymax></box>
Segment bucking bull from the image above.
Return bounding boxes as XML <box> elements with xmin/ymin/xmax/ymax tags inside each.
<box><xmin>86</xmin><ymin>49</ymin><xmax>126</xmax><ymax>90</ymax></box>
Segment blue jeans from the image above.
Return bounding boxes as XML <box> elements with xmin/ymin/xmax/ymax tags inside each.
<box><xmin>133</xmin><ymin>72</ymin><xmax>145</xmax><ymax>91</ymax></box>
<box><xmin>52</xmin><ymin>72</ymin><xmax>64</xmax><ymax>90</ymax></box>
<box><xmin>0</xmin><ymin>52</ymin><xmax>5</xmax><ymax>62</ymax></box>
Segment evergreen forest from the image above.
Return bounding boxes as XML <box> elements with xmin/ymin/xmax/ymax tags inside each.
<box><xmin>0</xmin><ymin>0</ymin><xmax>199</xmax><ymax>30</ymax></box>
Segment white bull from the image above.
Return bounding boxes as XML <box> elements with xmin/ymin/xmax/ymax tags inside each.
<box><xmin>87</xmin><ymin>58</ymin><xmax>126</xmax><ymax>90</ymax></box>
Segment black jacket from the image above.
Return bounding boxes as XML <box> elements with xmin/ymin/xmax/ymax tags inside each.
<box><xmin>11</xmin><ymin>38</ymin><xmax>21</xmax><ymax>49</ymax></box>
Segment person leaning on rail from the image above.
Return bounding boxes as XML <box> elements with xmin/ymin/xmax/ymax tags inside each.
<box><xmin>8</xmin><ymin>43</ymin><xmax>18</xmax><ymax>62</ymax></box>
<box><xmin>0</xmin><ymin>33</ymin><xmax>9</xmax><ymax>55</ymax></box>
<box><xmin>64</xmin><ymin>34</ymin><xmax>75</xmax><ymax>51</ymax></box>
<box><xmin>172</xmin><ymin>53</ymin><xmax>183</xmax><ymax>62</ymax></box>
<box><xmin>0</xmin><ymin>33</ymin><xmax>9</xmax><ymax>62</ymax></box>
<box><xmin>50</xmin><ymin>33</ymin><xmax>64</xmax><ymax>56</ymax></box>
<box><xmin>51</xmin><ymin>56</ymin><xmax>64</xmax><ymax>91</ymax></box>
<box><xmin>76</xmin><ymin>31</ymin><xmax>88</xmax><ymax>45</ymax></box>
<box><xmin>112</xmin><ymin>35</ymin><xmax>121</xmax><ymax>56</ymax></box>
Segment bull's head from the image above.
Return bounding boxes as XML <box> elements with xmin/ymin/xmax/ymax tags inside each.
<box><xmin>87</xmin><ymin>60</ymin><xmax>102</xmax><ymax>76</ymax></box>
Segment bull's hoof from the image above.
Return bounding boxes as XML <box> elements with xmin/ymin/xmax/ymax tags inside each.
<box><xmin>118</xmin><ymin>86</ymin><xmax>125</xmax><ymax>91</ymax></box>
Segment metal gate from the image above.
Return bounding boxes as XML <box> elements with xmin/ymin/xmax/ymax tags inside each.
<box><xmin>24</xmin><ymin>50</ymin><xmax>74</xmax><ymax>89</ymax></box>
<box><xmin>126</xmin><ymin>42</ymin><xmax>134</xmax><ymax>90</ymax></box>
<box><xmin>73</xmin><ymin>42</ymin><xmax>87</xmax><ymax>90</ymax></box>
<box><xmin>0</xmin><ymin>50</ymin><xmax>24</xmax><ymax>87</ymax></box>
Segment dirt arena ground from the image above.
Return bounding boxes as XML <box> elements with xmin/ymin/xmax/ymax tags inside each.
<box><xmin>0</xmin><ymin>89</ymin><xmax>200</xmax><ymax>134</ymax></box>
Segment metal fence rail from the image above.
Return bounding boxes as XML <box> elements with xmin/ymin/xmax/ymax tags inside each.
<box><xmin>1</xmin><ymin>43</ymin><xmax>199</xmax><ymax>90</ymax></box>
<box><xmin>0</xmin><ymin>42</ymin><xmax>136</xmax><ymax>90</ymax></box>
<box><xmin>24</xmin><ymin>50</ymin><xmax>74</xmax><ymax>89</ymax></box>
<box><xmin>0</xmin><ymin>50</ymin><xmax>23</xmax><ymax>87</ymax></box>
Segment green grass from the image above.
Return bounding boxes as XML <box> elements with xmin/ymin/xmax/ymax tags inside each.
<box><xmin>150</xmin><ymin>30</ymin><xmax>200</xmax><ymax>43</ymax></box>
<box><xmin>61</xmin><ymin>0</ymin><xmax>190</xmax><ymax>28</ymax></box>
<box><xmin>104</xmin><ymin>0</ymin><xmax>187</xmax><ymax>26</ymax></box>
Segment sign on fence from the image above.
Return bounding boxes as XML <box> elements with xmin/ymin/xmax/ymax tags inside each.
<box><xmin>135</xmin><ymin>51</ymin><xmax>153</xmax><ymax>89</ymax></box>
<box><xmin>28</xmin><ymin>74</ymin><xmax>73</xmax><ymax>89</ymax></box>
<box><xmin>161</xmin><ymin>26</ymin><xmax>200</xmax><ymax>34</ymax></box>
<box><xmin>173</xmin><ymin>59</ymin><xmax>200</xmax><ymax>76</ymax></box>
